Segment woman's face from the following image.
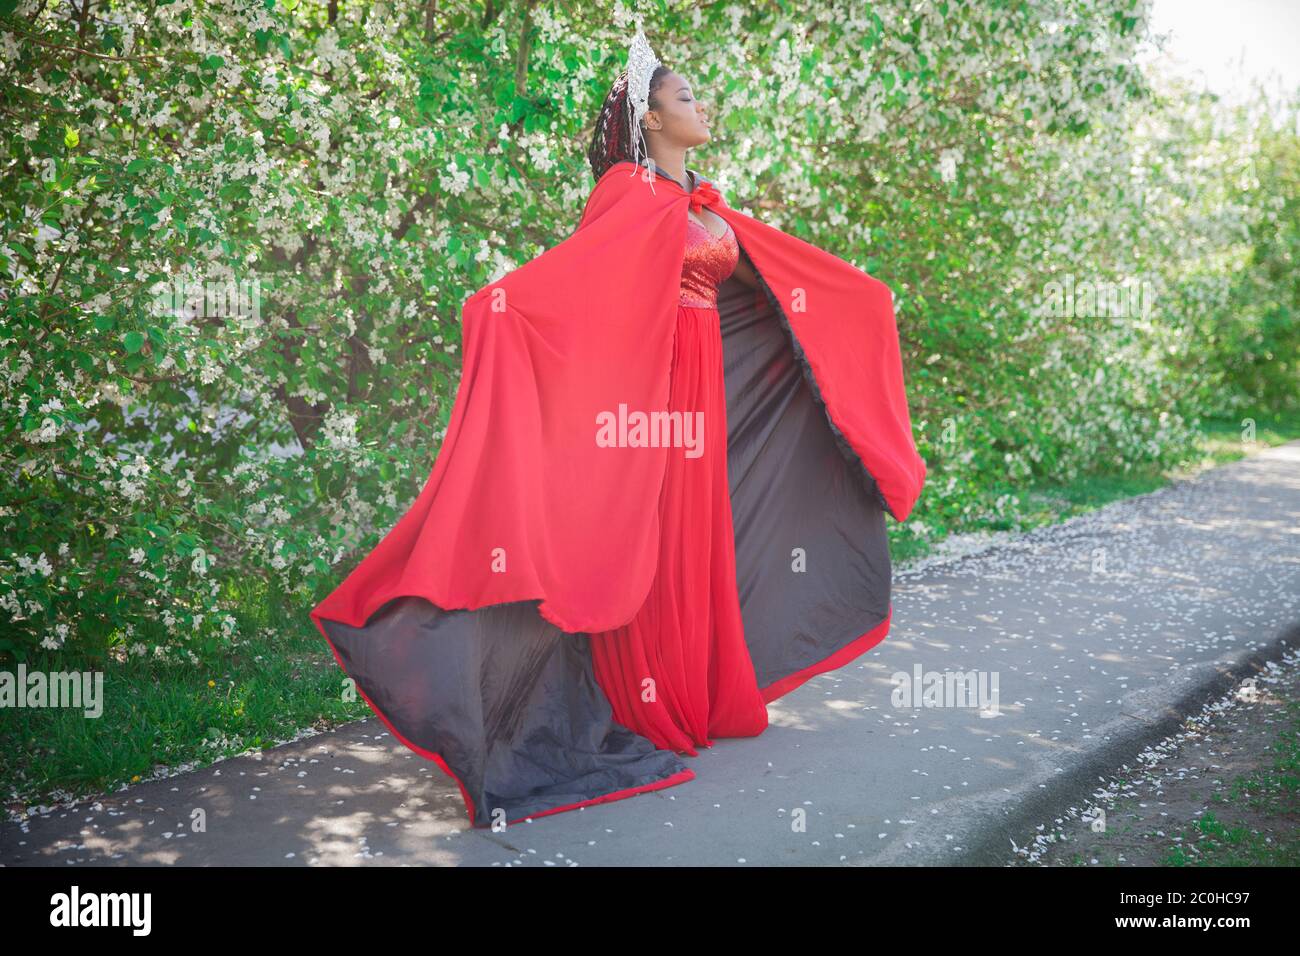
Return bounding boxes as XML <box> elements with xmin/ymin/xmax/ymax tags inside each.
<box><xmin>644</xmin><ymin>71</ymin><xmax>711</xmax><ymax>147</ymax></box>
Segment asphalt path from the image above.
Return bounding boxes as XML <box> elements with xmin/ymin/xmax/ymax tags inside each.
<box><xmin>4</xmin><ymin>441</ymin><xmax>1297</xmax><ymax>866</ymax></box>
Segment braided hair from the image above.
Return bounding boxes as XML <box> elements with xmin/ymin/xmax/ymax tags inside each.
<box><xmin>586</xmin><ymin>64</ymin><xmax>672</xmax><ymax>183</ymax></box>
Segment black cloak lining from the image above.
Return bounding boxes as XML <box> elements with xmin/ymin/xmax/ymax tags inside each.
<box><xmin>654</xmin><ymin>158</ymin><xmax>897</xmax><ymax>521</ymax></box>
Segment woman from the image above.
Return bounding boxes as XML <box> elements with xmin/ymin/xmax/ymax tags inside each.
<box><xmin>310</xmin><ymin>32</ymin><xmax>926</xmax><ymax>830</ymax></box>
<box><xmin>584</xmin><ymin>62</ymin><xmax>773</xmax><ymax>757</ymax></box>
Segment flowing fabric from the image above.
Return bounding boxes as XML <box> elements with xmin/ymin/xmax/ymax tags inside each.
<box><xmin>310</xmin><ymin>159</ymin><xmax>927</xmax><ymax>828</ymax></box>
<box><xmin>589</xmin><ymin>210</ymin><xmax>769</xmax><ymax>755</ymax></box>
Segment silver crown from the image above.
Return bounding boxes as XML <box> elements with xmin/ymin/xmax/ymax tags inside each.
<box><xmin>625</xmin><ymin>24</ymin><xmax>661</xmax><ymax>191</ymax></box>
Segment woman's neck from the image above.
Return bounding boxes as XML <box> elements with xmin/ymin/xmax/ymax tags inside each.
<box><xmin>647</xmin><ymin>149</ymin><xmax>690</xmax><ymax>188</ymax></box>
<box><xmin>644</xmin><ymin>153</ymin><xmax>696</xmax><ymax>188</ymax></box>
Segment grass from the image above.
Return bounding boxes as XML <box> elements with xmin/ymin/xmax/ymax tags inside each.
<box><xmin>1162</xmin><ymin>700</ymin><xmax>1300</xmax><ymax>866</ymax></box>
<box><xmin>0</xmin><ymin>579</ymin><xmax>371</xmax><ymax>817</ymax></box>
<box><xmin>890</xmin><ymin>406</ymin><xmax>1300</xmax><ymax>567</ymax></box>
<box><xmin>4</xmin><ymin>409</ymin><xmax>1299</xmax><ymax>818</ymax></box>
<box><xmin>1013</xmin><ymin>677</ymin><xmax>1300</xmax><ymax>868</ymax></box>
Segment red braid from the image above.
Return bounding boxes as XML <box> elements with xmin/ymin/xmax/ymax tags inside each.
<box><xmin>587</xmin><ymin>65</ymin><xmax>670</xmax><ymax>183</ymax></box>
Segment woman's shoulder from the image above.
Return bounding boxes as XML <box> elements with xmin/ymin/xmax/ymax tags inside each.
<box><xmin>599</xmin><ymin>160</ymin><xmax>659</xmax><ymax>186</ymax></box>
<box><xmin>579</xmin><ymin>161</ymin><xmax>663</xmax><ymax>226</ymax></box>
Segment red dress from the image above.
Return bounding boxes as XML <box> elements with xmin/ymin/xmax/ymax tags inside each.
<box><xmin>308</xmin><ymin>158</ymin><xmax>926</xmax><ymax>829</ymax></box>
<box><xmin>589</xmin><ymin>212</ymin><xmax>770</xmax><ymax>755</ymax></box>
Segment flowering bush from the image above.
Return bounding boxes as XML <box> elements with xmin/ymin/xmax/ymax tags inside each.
<box><xmin>1</xmin><ymin>0</ymin><xmax>1295</xmax><ymax>662</ymax></box>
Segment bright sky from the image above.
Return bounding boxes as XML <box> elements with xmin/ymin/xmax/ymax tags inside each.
<box><xmin>1145</xmin><ymin>0</ymin><xmax>1300</xmax><ymax>103</ymax></box>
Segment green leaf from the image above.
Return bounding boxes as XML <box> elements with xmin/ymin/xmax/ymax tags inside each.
<box><xmin>64</xmin><ymin>126</ymin><xmax>79</xmax><ymax>149</ymax></box>
<box><xmin>219</xmin><ymin>181</ymin><xmax>251</xmax><ymax>202</ymax></box>
<box><xmin>123</xmin><ymin>332</ymin><xmax>144</xmax><ymax>354</ymax></box>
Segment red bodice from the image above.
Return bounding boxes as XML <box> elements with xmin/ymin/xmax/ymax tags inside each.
<box><xmin>680</xmin><ymin>215</ymin><xmax>738</xmax><ymax>308</ymax></box>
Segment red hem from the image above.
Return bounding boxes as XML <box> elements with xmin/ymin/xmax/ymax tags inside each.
<box><xmin>311</xmin><ymin>609</ymin><xmax>696</xmax><ymax>829</ymax></box>
<box><xmin>311</xmin><ymin>599</ymin><xmax>891</xmax><ymax>825</ymax></box>
<box><xmin>491</xmin><ymin>767</ymin><xmax>697</xmax><ymax>829</ymax></box>
<box><xmin>758</xmin><ymin>603</ymin><xmax>893</xmax><ymax>704</ymax></box>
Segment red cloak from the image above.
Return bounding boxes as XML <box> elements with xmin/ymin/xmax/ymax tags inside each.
<box><xmin>310</xmin><ymin>160</ymin><xmax>926</xmax><ymax>828</ymax></box>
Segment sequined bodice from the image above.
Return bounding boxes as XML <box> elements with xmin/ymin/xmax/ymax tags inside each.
<box><xmin>680</xmin><ymin>216</ymin><xmax>738</xmax><ymax>309</ymax></box>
